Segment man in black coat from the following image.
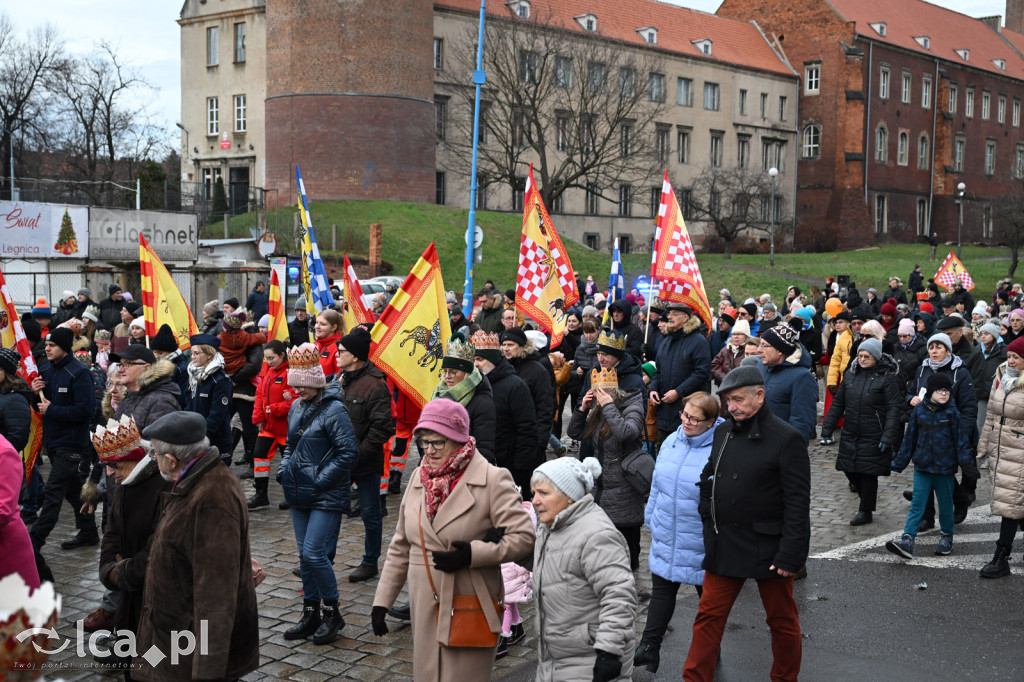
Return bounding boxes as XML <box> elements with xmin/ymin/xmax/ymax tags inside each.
<box><xmin>650</xmin><ymin>302</ymin><xmax>711</xmax><ymax>443</ymax></box>
<box><xmin>246</xmin><ymin>281</ymin><xmax>270</xmax><ymax>322</ymax></box>
<box><xmin>289</xmin><ymin>297</ymin><xmax>313</xmax><ymax>346</ymax></box>
<box><xmin>608</xmin><ymin>298</ymin><xmax>643</xmax><ymax>358</ymax></box>
<box><xmin>97</xmin><ymin>284</ymin><xmax>126</xmax><ymax>331</ymax></box>
<box><xmin>685</xmin><ymin>366</ymin><xmax>810</xmax><ymax>681</ymax></box>
<box><xmin>501</xmin><ymin>327</ymin><xmax>554</xmax><ymax>484</ymax></box>
<box><xmin>150</xmin><ymin>324</ymin><xmax>191</xmax><ymax>408</ymax></box>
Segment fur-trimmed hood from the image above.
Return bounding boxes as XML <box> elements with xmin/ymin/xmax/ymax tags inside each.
<box><xmin>137</xmin><ymin>358</ymin><xmax>176</xmax><ymax>391</ymax></box>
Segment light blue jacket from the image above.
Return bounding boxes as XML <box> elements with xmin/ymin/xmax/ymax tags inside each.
<box><xmin>645</xmin><ymin>417</ymin><xmax>725</xmax><ymax>585</ymax></box>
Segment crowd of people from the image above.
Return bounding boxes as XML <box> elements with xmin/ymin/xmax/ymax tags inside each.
<box><xmin>1</xmin><ymin>263</ymin><xmax>1022</xmax><ymax>681</ymax></box>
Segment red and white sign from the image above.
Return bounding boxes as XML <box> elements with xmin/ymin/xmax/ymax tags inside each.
<box><xmin>220</xmin><ymin>132</ymin><xmax>231</xmax><ymax>150</ymax></box>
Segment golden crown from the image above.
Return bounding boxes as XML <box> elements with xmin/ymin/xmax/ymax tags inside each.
<box><xmin>591</xmin><ymin>367</ymin><xmax>619</xmax><ymax>392</ymax></box>
<box><xmin>91</xmin><ymin>415</ymin><xmax>142</xmax><ymax>462</ymax></box>
<box><xmin>597</xmin><ymin>329</ymin><xmax>627</xmax><ymax>351</ymax></box>
<box><xmin>445</xmin><ymin>337</ymin><xmax>475</xmax><ymax>363</ymax></box>
<box><xmin>287</xmin><ymin>343</ymin><xmax>322</xmax><ymax>371</ymax></box>
<box><xmin>471</xmin><ymin>330</ymin><xmax>501</xmax><ymax>351</ymax></box>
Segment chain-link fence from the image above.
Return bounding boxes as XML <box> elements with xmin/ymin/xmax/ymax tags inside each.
<box><xmin>2</xmin><ymin>259</ymin><xmax>85</xmax><ymax>310</ymax></box>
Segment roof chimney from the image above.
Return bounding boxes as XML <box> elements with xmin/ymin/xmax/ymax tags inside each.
<box><xmin>1009</xmin><ymin>0</ymin><xmax>1024</xmax><ymax>33</ymax></box>
<box><xmin>981</xmin><ymin>15</ymin><xmax>1003</xmax><ymax>31</ymax></box>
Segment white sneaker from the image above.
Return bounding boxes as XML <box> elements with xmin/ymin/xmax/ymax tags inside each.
<box><xmin>979</xmin><ymin>456</ymin><xmax>989</xmax><ymax>470</ymax></box>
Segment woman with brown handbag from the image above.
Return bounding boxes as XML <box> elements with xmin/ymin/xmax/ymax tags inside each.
<box><xmin>371</xmin><ymin>398</ymin><xmax>535</xmax><ymax>681</ymax></box>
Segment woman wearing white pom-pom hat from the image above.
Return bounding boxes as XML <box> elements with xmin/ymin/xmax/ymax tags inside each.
<box><xmin>531</xmin><ymin>456</ymin><xmax>637</xmax><ymax>682</ymax></box>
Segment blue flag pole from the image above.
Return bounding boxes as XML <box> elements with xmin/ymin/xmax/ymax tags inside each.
<box><xmin>462</xmin><ymin>0</ymin><xmax>487</xmax><ymax>319</ymax></box>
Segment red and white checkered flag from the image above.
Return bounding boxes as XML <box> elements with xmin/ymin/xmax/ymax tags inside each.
<box><xmin>934</xmin><ymin>252</ymin><xmax>975</xmax><ymax>291</ymax></box>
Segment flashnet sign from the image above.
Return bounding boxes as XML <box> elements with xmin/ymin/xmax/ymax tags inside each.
<box><xmin>0</xmin><ymin>201</ymin><xmax>89</xmax><ymax>258</ymax></box>
<box><xmin>89</xmin><ymin>208</ymin><xmax>199</xmax><ymax>261</ymax></box>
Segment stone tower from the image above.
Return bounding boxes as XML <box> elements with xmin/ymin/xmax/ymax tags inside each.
<box><xmin>264</xmin><ymin>0</ymin><xmax>436</xmax><ymax>206</ymax></box>
<box><xmin>1009</xmin><ymin>0</ymin><xmax>1024</xmax><ymax>33</ymax></box>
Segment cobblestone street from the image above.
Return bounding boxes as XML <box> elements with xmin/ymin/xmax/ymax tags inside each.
<box><xmin>34</xmin><ymin>436</ymin><xmax>992</xmax><ymax>680</ymax></box>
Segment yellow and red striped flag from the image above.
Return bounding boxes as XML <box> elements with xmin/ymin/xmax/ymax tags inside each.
<box><xmin>516</xmin><ymin>165</ymin><xmax>579</xmax><ymax>348</ymax></box>
<box><xmin>0</xmin><ymin>264</ymin><xmax>42</xmax><ymax>481</ymax></box>
<box><xmin>652</xmin><ymin>170</ymin><xmax>713</xmax><ymax>331</ymax></box>
<box><xmin>342</xmin><ymin>254</ymin><xmax>374</xmax><ymax>332</ymax></box>
<box><xmin>369</xmin><ymin>243</ymin><xmax>451</xmax><ymax>408</ymax></box>
<box><xmin>140</xmin><ymin>235</ymin><xmax>199</xmax><ymax>350</ymax></box>
<box><xmin>267</xmin><ymin>269</ymin><xmax>289</xmax><ymax>343</ymax></box>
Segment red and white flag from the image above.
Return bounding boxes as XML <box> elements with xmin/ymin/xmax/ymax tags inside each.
<box><xmin>342</xmin><ymin>254</ymin><xmax>375</xmax><ymax>330</ymax></box>
<box><xmin>934</xmin><ymin>252</ymin><xmax>975</xmax><ymax>291</ymax></box>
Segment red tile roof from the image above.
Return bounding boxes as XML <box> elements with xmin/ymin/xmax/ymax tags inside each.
<box><xmin>435</xmin><ymin>0</ymin><xmax>796</xmax><ymax>77</ymax></box>
<box><xmin>827</xmin><ymin>0</ymin><xmax>1024</xmax><ymax>79</ymax></box>
<box><xmin>996</xmin><ymin>25</ymin><xmax>1024</xmax><ymax>61</ymax></box>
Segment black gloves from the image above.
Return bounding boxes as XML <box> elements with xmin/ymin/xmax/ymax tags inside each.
<box><xmin>961</xmin><ymin>458</ymin><xmax>981</xmax><ymax>484</ymax></box>
<box><xmin>878</xmin><ymin>442</ymin><xmax>892</xmax><ymax>456</ymax></box>
<box><xmin>482</xmin><ymin>527</ymin><xmax>506</xmax><ymax>543</ymax></box>
<box><xmin>827</xmin><ymin>385</ymin><xmax>838</xmax><ymax>396</ymax></box>
<box><xmin>433</xmin><ymin>541</ymin><xmax>472</xmax><ymax>573</ymax></box>
<box><xmin>371</xmin><ymin>606</ymin><xmax>389</xmax><ymax>636</ymax></box>
<box><xmin>593</xmin><ymin>649</ymin><xmax>621</xmax><ymax>682</ymax></box>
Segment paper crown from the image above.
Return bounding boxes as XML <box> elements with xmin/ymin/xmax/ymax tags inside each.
<box><xmin>444</xmin><ymin>336</ymin><xmax>475</xmax><ymax>363</ymax></box>
<box><xmin>591</xmin><ymin>367</ymin><xmax>618</xmax><ymax>392</ymax></box>
<box><xmin>94</xmin><ymin>329</ymin><xmax>112</xmax><ymax>342</ymax></box>
<box><xmin>597</xmin><ymin>329</ymin><xmax>627</xmax><ymax>351</ymax></box>
<box><xmin>287</xmin><ymin>343</ymin><xmax>321</xmax><ymax>371</ymax></box>
<box><xmin>91</xmin><ymin>415</ymin><xmax>143</xmax><ymax>462</ymax></box>
<box><xmin>471</xmin><ymin>330</ymin><xmax>500</xmax><ymax>351</ymax></box>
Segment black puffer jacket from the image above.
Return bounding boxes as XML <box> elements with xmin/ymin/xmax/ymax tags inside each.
<box><xmin>509</xmin><ymin>348</ymin><xmax>555</xmax><ymax>454</ymax></box>
<box><xmin>892</xmin><ymin>334</ymin><xmax>928</xmax><ymax>392</ymax></box>
<box><xmin>821</xmin><ymin>354</ymin><xmax>904</xmax><ymax>477</ymax></box>
<box><xmin>463</xmin><ymin>373</ymin><xmax>496</xmax><ymax>463</ymax></box>
<box><xmin>0</xmin><ymin>388</ymin><xmax>33</xmax><ymax>452</ymax></box>
<box><xmin>487</xmin><ymin>358</ymin><xmax>538</xmax><ymax>474</ymax></box>
<box><xmin>113</xmin><ymin>359</ymin><xmax>182</xmax><ymax>431</ymax></box>
<box><xmin>338</xmin><ymin>362</ymin><xmax>394</xmax><ymax>479</ymax></box>
<box><xmin>609</xmin><ymin>299</ymin><xmax>643</xmax><ymax>359</ymax></box>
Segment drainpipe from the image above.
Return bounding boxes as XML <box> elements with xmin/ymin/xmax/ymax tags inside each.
<box><xmin>864</xmin><ymin>41</ymin><xmax>873</xmax><ymax>204</ymax></box>
<box><xmin>927</xmin><ymin>58</ymin><xmax>939</xmax><ymax>238</ymax></box>
<box><xmin>792</xmin><ymin>75</ymin><xmax>800</xmax><ymax>250</ymax></box>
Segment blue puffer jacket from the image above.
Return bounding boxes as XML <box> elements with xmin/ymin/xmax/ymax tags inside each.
<box><xmin>277</xmin><ymin>382</ymin><xmax>359</xmax><ymax>511</ymax></box>
<box><xmin>893</xmin><ymin>400</ymin><xmax>973</xmax><ymax>476</ymax></box>
<box><xmin>760</xmin><ymin>344</ymin><xmax>818</xmax><ymax>443</ymax></box>
<box><xmin>645</xmin><ymin>417</ymin><xmax>725</xmax><ymax>585</ymax></box>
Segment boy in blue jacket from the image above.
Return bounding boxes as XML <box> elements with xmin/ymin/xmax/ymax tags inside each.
<box><xmin>886</xmin><ymin>372</ymin><xmax>978</xmax><ymax>559</ymax></box>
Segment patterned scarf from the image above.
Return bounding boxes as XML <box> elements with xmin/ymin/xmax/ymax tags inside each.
<box><xmin>188</xmin><ymin>352</ymin><xmax>226</xmax><ymax>396</ymax></box>
<box><xmin>430</xmin><ymin>367</ymin><xmax>483</xmax><ymax>406</ymax></box>
<box><xmin>1004</xmin><ymin>366</ymin><xmax>1022</xmax><ymax>394</ymax></box>
<box><xmin>420</xmin><ymin>436</ymin><xmax>476</xmax><ymax>521</ymax></box>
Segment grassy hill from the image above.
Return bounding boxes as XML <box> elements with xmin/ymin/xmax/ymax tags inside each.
<box><xmin>215</xmin><ymin>200</ymin><xmax>1014</xmax><ymax>305</ymax></box>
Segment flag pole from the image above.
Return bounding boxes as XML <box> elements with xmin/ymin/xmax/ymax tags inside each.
<box><xmin>461</xmin><ymin>0</ymin><xmax>487</xmax><ymax>320</ymax></box>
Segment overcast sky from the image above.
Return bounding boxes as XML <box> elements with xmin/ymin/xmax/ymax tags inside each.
<box><xmin>3</xmin><ymin>0</ymin><xmax>1008</xmax><ymax>151</ymax></box>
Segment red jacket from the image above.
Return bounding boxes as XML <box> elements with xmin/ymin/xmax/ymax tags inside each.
<box><xmin>315</xmin><ymin>333</ymin><xmax>341</xmax><ymax>378</ymax></box>
<box><xmin>253</xmin><ymin>361</ymin><xmax>296</xmax><ymax>438</ymax></box>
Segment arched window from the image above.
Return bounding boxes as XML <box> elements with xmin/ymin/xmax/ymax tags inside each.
<box><xmin>801</xmin><ymin>123</ymin><xmax>821</xmax><ymax>158</ymax></box>
<box><xmin>897</xmin><ymin>131</ymin><xmax>909</xmax><ymax>165</ymax></box>
<box><xmin>875</xmin><ymin>126</ymin><xmax>888</xmax><ymax>163</ymax></box>
<box><xmin>917</xmin><ymin>134</ymin><xmax>930</xmax><ymax>169</ymax></box>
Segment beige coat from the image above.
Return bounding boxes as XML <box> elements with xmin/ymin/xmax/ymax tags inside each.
<box><xmin>979</xmin><ymin>364</ymin><xmax>1024</xmax><ymax>519</ymax></box>
<box><xmin>374</xmin><ymin>451</ymin><xmax>535</xmax><ymax>682</ymax></box>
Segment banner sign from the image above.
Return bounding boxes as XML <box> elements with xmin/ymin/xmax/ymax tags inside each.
<box><xmin>0</xmin><ymin>201</ymin><xmax>89</xmax><ymax>258</ymax></box>
<box><xmin>89</xmin><ymin>208</ymin><xmax>198</xmax><ymax>261</ymax></box>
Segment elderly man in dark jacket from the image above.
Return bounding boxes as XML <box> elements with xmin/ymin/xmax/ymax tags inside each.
<box><xmin>335</xmin><ymin>327</ymin><xmax>394</xmax><ymax>583</ymax></box>
<box><xmin>650</xmin><ymin>302</ymin><xmax>711</xmax><ymax>443</ymax></box>
<box><xmin>110</xmin><ymin>346</ymin><xmax>181</xmax><ymax>430</ymax></box>
<box><xmin>136</xmin><ymin>411</ymin><xmax>259</xmax><ymax>682</ymax></box>
<box><xmin>685</xmin><ymin>366</ymin><xmax>810</xmax><ymax>682</ymax></box>
<box><xmin>289</xmin><ymin>297</ymin><xmax>313</xmax><ymax>346</ymax></box>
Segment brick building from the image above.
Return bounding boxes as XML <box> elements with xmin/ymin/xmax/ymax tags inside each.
<box><xmin>718</xmin><ymin>0</ymin><xmax>1024</xmax><ymax>250</ymax></box>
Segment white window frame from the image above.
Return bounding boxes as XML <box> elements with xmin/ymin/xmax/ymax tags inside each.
<box><xmin>433</xmin><ymin>38</ymin><xmax>444</xmax><ymax>69</ymax></box>
<box><xmin>801</xmin><ymin>123</ymin><xmax>821</xmax><ymax>159</ymax></box>
<box><xmin>703</xmin><ymin>82</ymin><xmax>720</xmax><ymax>111</ymax></box>
<box><xmin>917</xmin><ymin>198</ymin><xmax>929</xmax><ymax>236</ymax></box>
<box><xmin>875</xmin><ymin>194</ymin><xmax>888</xmax><ymax>234</ymax></box>
<box><xmin>985</xmin><ymin>140</ymin><xmax>996</xmax><ymax>175</ymax></box>
<box><xmin>982</xmin><ymin>91</ymin><xmax>991</xmax><ymax>120</ymax></box>
<box><xmin>677</xmin><ymin>78</ymin><xmax>693</xmax><ymax>107</ymax></box>
<box><xmin>233</xmin><ymin>94</ymin><xmax>246</xmax><ymax>133</ymax></box>
<box><xmin>207</xmin><ymin>97</ymin><xmax>219</xmax><ymax>135</ymax></box>
<box><xmin>805</xmin><ymin>64</ymin><xmax>820</xmax><ymax>94</ymax></box>
<box><xmin>875</xmin><ymin>126</ymin><xmax>888</xmax><ymax>163</ymax></box>
<box><xmin>918</xmin><ymin>134</ymin><xmax>929</xmax><ymax>170</ymax></box>
<box><xmin>901</xmin><ymin>72</ymin><xmax>911</xmax><ymax>104</ymax></box>
<box><xmin>233</xmin><ymin>22</ymin><xmax>246</xmax><ymax>63</ymax></box>
<box><xmin>922</xmin><ymin>75</ymin><xmax>932</xmax><ymax>109</ymax></box>
<box><xmin>897</xmin><ymin>131</ymin><xmax>909</xmax><ymax>166</ymax></box>
<box><xmin>998</xmin><ymin>96</ymin><xmax>1006</xmax><ymax>124</ymax></box>
<box><xmin>954</xmin><ymin>136</ymin><xmax>966</xmax><ymax>172</ymax></box>
<box><xmin>966</xmin><ymin>88</ymin><xmax>975</xmax><ymax>117</ymax></box>
<box><xmin>879</xmin><ymin>66</ymin><xmax>890</xmax><ymax>100</ymax></box>
<box><xmin>948</xmin><ymin>85</ymin><xmax>957</xmax><ymax>114</ymax></box>
<box><xmin>206</xmin><ymin>26</ymin><xmax>219</xmax><ymax>67</ymax></box>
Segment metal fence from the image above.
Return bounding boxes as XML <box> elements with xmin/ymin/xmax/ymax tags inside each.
<box><xmin>2</xmin><ymin>260</ymin><xmax>84</xmax><ymax>310</ymax></box>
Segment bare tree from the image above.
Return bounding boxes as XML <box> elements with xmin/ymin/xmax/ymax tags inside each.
<box><xmin>444</xmin><ymin>12</ymin><xmax>666</xmax><ymax>209</ymax></box>
<box><xmin>990</xmin><ymin>177</ymin><xmax>1024</xmax><ymax>278</ymax></box>
<box><xmin>684</xmin><ymin>165</ymin><xmax>776</xmax><ymax>258</ymax></box>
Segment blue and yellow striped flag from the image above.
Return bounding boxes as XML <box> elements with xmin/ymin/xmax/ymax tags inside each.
<box><xmin>296</xmin><ymin>166</ymin><xmax>335</xmax><ymax>320</ymax></box>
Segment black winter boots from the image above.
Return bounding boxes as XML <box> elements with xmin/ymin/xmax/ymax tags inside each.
<box><xmin>980</xmin><ymin>546</ymin><xmax>1012</xmax><ymax>579</ymax></box>
<box><xmin>247</xmin><ymin>478</ymin><xmax>269</xmax><ymax>509</ymax></box>
<box><xmin>284</xmin><ymin>600</ymin><xmax>321</xmax><ymax>640</ymax></box>
<box><xmin>313</xmin><ymin>599</ymin><xmax>345</xmax><ymax>644</ymax></box>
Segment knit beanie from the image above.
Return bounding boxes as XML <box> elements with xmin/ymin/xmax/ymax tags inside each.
<box><xmin>582</xmin><ymin>305</ymin><xmax>599</xmax><ymax>319</ymax></box>
<box><xmin>78</xmin><ymin>287</ymin><xmax>91</xmax><ymax>298</ymax></box>
<box><xmin>926</xmin><ymin>372</ymin><xmax>953</xmax><ymax>397</ymax></box>
<box><xmin>286</xmin><ymin>343</ymin><xmax>326</xmax><ymax>388</ymax></box>
<box><xmin>927</xmin><ymin>332</ymin><xmax>953</xmax><ymax>353</ymax></box>
<box><xmin>973</xmin><ymin>302</ymin><xmax>990</xmax><ymax>317</ymax></box>
<box><xmin>108</xmin><ymin>284</ymin><xmax>122</xmax><ymax>297</ymax></box>
<box><xmin>0</xmin><ymin>347</ymin><xmax>20</xmax><ymax>375</ymax></box>
<box><xmin>294</xmin><ymin>296</ymin><xmax>307</xmax><ymax>312</ymax></box>
<box><xmin>202</xmin><ymin>300</ymin><xmax>220</xmax><ymax>317</ymax></box>
<box><xmin>223</xmin><ymin>297</ymin><xmax>240</xmax><ymax>310</ymax></box>
<box><xmin>641</xmin><ymin>361</ymin><xmax>656</xmax><ymax>378</ymax></box>
<box><xmin>47</xmin><ymin>327</ymin><xmax>74</xmax><ymax>354</ymax></box>
<box><xmin>741</xmin><ymin>302</ymin><xmax>758</xmax><ymax>320</ymax></box>
<box><xmin>534</xmin><ymin>456</ymin><xmax>602</xmax><ymax>502</ymax></box>
<box><xmin>129</xmin><ymin>317</ymin><xmax>146</xmax><ymax>331</ymax></box>
<box><xmin>880</xmin><ymin>300</ymin><xmax>897</xmax><ymax>317</ymax></box>
<box><xmin>22</xmin><ymin>319</ymin><xmax>41</xmax><ymax>344</ymax></box>
<box><xmin>762</xmin><ymin>325</ymin><xmax>797</xmax><ymax>355</ymax></box>
<box><xmin>500</xmin><ymin>327</ymin><xmax>528</xmax><ymax>348</ymax></box>
<box><xmin>151</xmin><ymin>324</ymin><xmax>179</xmax><ymax>352</ymax></box>
<box><xmin>339</xmin><ymin>327</ymin><xmax>372</xmax><ymax>361</ymax></box>
<box><xmin>414</xmin><ymin>398</ymin><xmax>471</xmax><ymax>443</ymax></box>
<box><xmin>258</xmin><ymin>314</ymin><xmax>270</xmax><ymax>329</ymax></box>
<box><xmin>1011</xmin><ymin>308</ymin><xmax>1024</xmax><ymax>322</ymax></box>
<box><xmin>795</xmin><ymin>306</ymin><xmax>814</xmax><ymax>327</ymax></box>
<box><xmin>919</xmin><ymin>302</ymin><xmax>934</xmax><ymax>314</ymax></box>
<box><xmin>898</xmin><ymin>318</ymin><xmax>916</xmax><ymax>336</ymax></box>
<box><xmin>60</xmin><ymin>290</ymin><xmax>75</xmax><ymax>303</ymax></box>
<box><xmin>731</xmin><ymin>319</ymin><xmax>751</xmax><ymax>338</ymax></box>
<box><xmin>222</xmin><ymin>308</ymin><xmax>249</xmax><ymax>329</ymax></box>
<box><xmin>83</xmin><ymin>305</ymin><xmax>100</xmax><ymax>324</ymax></box>
<box><xmin>979</xmin><ymin>322</ymin><xmax>1003</xmax><ymax>342</ymax></box>
<box><xmin>123</xmin><ymin>302</ymin><xmax>142</xmax><ymax>318</ymax></box>
<box><xmin>859</xmin><ymin>338</ymin><xmax>883</xmax><ymax>360</ymax></box>
<box><xmin>31</xmin><ymin>297</ymin><xmax>51</xmax><ymax>317</ymax></box>
<box><xmin>1007</xmin><ymin>336</ymin><xmax>1024</xmax><ymax>358</ymax></box>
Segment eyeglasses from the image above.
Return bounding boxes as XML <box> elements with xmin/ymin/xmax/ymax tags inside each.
<box><xmin>441</xmin><ymin>368</ymin><xmax>462</xmax><ymax>378</ymax></box>
<box><xmin>416</xmin><ymin>438</ymin><xmax>448</xmax><ymax>451</ymax></box>
<box><xmin>679</xmin><ymin>411</ymin><xmax>710</xmax><ymax>424</ymax></box>
<box><xmin>119</xmin><ymin>361</ymin><xmax>149</xmax><ymax>367</ymax></box>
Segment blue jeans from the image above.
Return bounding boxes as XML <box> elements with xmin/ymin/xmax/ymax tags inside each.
<box><xmin>291</xmin><ymin>508</ymin><xmax>343</xmax><ymax>601</ymax></box>
<box><xmin>905</xmin><ymin>470</ymin><xmax>955</xmax><ymax>537</ymax></box>
<box><xmin>20</xmin><ymin>465</ymin><xmax>45</xmax><ymax>513</ymax></box>
<box><xmin>352</xmin><ymin>472</ymin><xmax>382</xmax><ymax>566</ymax></box>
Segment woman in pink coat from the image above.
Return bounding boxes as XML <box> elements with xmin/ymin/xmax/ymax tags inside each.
<box><xmin>0</xmin><ymin>434</ymin><xmax>40</xmax><ymax>590</ymax></box>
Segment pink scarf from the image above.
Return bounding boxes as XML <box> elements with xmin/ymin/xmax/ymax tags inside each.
<box><xmin>420</xmin><ymin>437</ymin><xmax>476</xmax><ymax>521</ymax></box>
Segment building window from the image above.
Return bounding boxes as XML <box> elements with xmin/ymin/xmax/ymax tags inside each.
<box><xmin>999</xmin><ymin>96</ymin><xmax>1006</xmax><ymax>124</ymax></box>
<box><xmin>435</xmin><ymin>97</ymin><xmax>448</xmax><ymax>140</ymax></box>
<box><xmin>655</xmin><ymin>127</ymin><xmax>670</xmax><ymax>163</ymax></box>
<box><xmin>805</xmin><ymin>64</ymin><xmax>820</xmax><ymax>94</ymax></box>
<box><xmin>554</xmin><ymin>56</ymin><xmax>573</xmax><ymax>88</ymax></box>
<box><xmin>703</xmin><ymin>82</ymin><xmax>720</xmax><ymax>111</ymax></box>
<box><xmin>433</xmin><ymin>38</ymin><xmax>444</xmax><ymax>69</ymax></box>
<box><xmin>762</xmin><ymin>140</ymin><xmax>785</xmax><ymax>171</ymax></box>
<box><xmin>677</xmin><ymin>77</ymin><xmax>693</xmax><ymax>106</ymax></box>
<box><xmin>879</xmin><ymin>66</ymin><xmax>890</xmax><ymax>99</ymax></box>
<box><xmin>679</xmin><ymin>188</ymin><xmax>692</xmax><ymax>219</ymax></box>
<box><xmin>966</xmin><ymin>87</ymin><xmax>974</xmax><ymax>117</ymax></box>
<box><xmin>875</xmin><ymin>126</ymin><xmax>888</xmax><ymax>163</ymax></box>
<box><xmin>207</xmin><ymin>97</ymin><xmax>219</xmax><ymax>135</ymax></box>
<box><xmin>474</xmin><ymin>181</ymin><xmax>488</xmax><ymax>210</ymax></box>
<box><xmin>710</xmin><ymin>133</ymin><xmax>723</xmax><ymax>167</ymax></box>
<box><xmin>677</xmin><ymin>129</ymin><xmax>690</xmax><ymax>163</ymax></box>
<box><xmin>513</xmin><ymin>177</ymin><xmax>526</xmax><ymax>211</ymax></box>
<box><xmin>649</xmin><ymin>72</ymin><xmax>666</xmax><ymax>102</ymax></box>
<box><xmin>901</xmin><ymin>72</ymin><xmax>911</xmax><ymax>104</ymax></box>
<box><xmin>778</xmin><ymin>96</ymin><xmax>787</xmax><ymax>120</ymax></box>
<box><xmin>983</xmin><ymin>205</ymin><xmax>993</xmax><ymax>238</ymax></box>
<box><xmin>477</xmin><ymin>101</ymin><xmax>490</xmax><ymax>143</ymax></box>
<box><xmin>801</xmin><ymin>124</ymin><xmax>821</xmax><ymax>159</ymax></box>
<box><xmin>619</xmin><ymin>234</ymin><xmax>632</xmax><ymax>254</ymax></box>
<box><xmin>985</xmin><ymin>140</ymin><xmax>996</xmax><ymax>175</ymax></box>
<box><xmin>649</xmin><ymin>186</ymin><xmax>660</xmax><ymax>218</ymax></box>
<box><xmin>202</xmin><ymin>167</ymin><xmax>222</xmax><ymax>200</ymax></box>
<box><xmin>584</xmin><ymin>233</ymin><xmax>600</xmax><ymax>250</ymax></box>
<box><xmin>520</xmin><ymin>50</ymin><xmax>541</xmax><ymax>83</ymax></box>
<box><xmin>922</xmin><ymin>75</ymin><xmax>931</xmax><ymax>109</ymax></box>
<box><xmin>435</xmin><ymin>172</ymin><xmax>446</xmax><ymax>205</ymax></box>
<box><xmin>875</xmin><ymin>194</ymin><xmax>887</xmax><ymax>233</ymax></box>
<box><xmin>579</xmin><ymin>114</ymin><xmax>595</xmax><ymax>153</ymax></box>
<box><xmin>709</xmin><ymin>191</ymin><xmax>721</xmax><ymax>216</ymax></box>
<box><xmin>760</xmin><ymin>92</ymin><xmax>768</xmax><ymax>118</ymax></box>
<box><xmin>1015</xmin><ymin>98</ymin><xmax>1021</xmax><ymax>127</ymax></box>
<box><xmin>949</xmin><ymin>85</ymin><xmax>958</xmax><ymax>113</ymax></box>
<box><xmin>618</xmin><ymin>68</ymin><xmax>636</xmax><ymax>98</ymax></box>
<box><xmin>918</xmin><ymin>134</ymin><xmax>930</xmax><ymax>169</ymax></box>
<box><xmin>1016</xmin><ymin>144</ymin><xmax>1024</xmax><ymax>178</ymax></box>
<box><xmin>739</xmin><ymin>89</ymin><xmax>747</xmax><ymax>115</ymax></box>
<box><xmin>233</xmin><ymin>22</ymin><xmax>246</xmax><ymax>63</ymax></box>
<box><xmin>620</xmin><ymin>124</ymin><xmax>633</xmax><ymax>157</ymax></box>
<box><xmin>897</xmin><ymin>131</ymin><xmax>909</xmax><ymax>165</ymax></box>
<box><xmin>737</xmin><ymin>135</ymin><xmax>751</xmax><ymax>168</ymax></box>
<box><xmin>917</xmin><ymin>198</ymin><xmax>929</xmax><ymax>236</ymax></box>
<box><xmin>587</xmin><ymin>61</ymin><xmax>607</xmax><ymax>93</ymax></box>
<box><xmin>550</xmin><ymin>193</ymin><xmax>562</xmax><ymax>214</ymax></box>
<box><xmin>206</xmin><ymin>26</ymin><xmax>219</xmax><ymax>67</ymax></box>
<box><xmin>585</xmin><ymin>183</ymin><xmax>599</xmax><ymax>215</ymax></box>
<box><xmin>556</xmin><ymin>113</ymin><xmax>570</xmax><ymax>152</ymax></box>
<box><xmin>233</xmin><ymin>94</ymin><xmax>246</xmax><ymax>133</ymax></box>
<box><xmin>513</xmin><ymin>0</ymin><xmax>530</xmax><ymax>19</ymax></box>
<box><xmin>982</xmin><ymin>91</ymin><xmax>991</xmax><ymax>120</ymax></box>
<box><xmin>618</xmin><ymin>185</ymin><xmax>632</xmax><ymax>217</ymax></box>
<box><xmin>954</xmin><ymin>136</ymin><xmax>965</xmax><ymax>172</ymax></box>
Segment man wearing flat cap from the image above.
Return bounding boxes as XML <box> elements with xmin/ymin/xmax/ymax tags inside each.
<box><xmin>134</xmin><ymin>411</ymin><xmax>259</xmax><ymax>681</ymax></box>
<box><xmin>684</xmin><ymin>366</ymin><xmax>810</xmax><ymax>681</ymax></box>
<box><xmin>650</xmin><ymin>302</ymin><xmax>711</xmax><ymax>445</ymax></box>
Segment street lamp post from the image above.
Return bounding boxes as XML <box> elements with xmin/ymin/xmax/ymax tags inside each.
<box><xmin>1</xmin><ymin>126</ymin><xmax>14</xmax><ymax>201</ymax></box>
<box><xmin>768</xmin><ymin>167</ymin><xmax>779</xmax><ymax>267</ymax></box>
<box><xmin>956</xmin><ymin>181</ymin><xmax>966</xmax><ymax>259</ymax></box>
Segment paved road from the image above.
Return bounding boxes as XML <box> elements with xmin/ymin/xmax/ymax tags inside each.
<box><xmin>31</xmin><ymin>438</ymin><xmax>1020</xmax><ymax>681</ymax></box>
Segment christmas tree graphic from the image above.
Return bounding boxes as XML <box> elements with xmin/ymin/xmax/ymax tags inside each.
<box><xmin>54</xmin><ymin>208</ymin><xmax>79</xmax><ymax>255</ymax></box>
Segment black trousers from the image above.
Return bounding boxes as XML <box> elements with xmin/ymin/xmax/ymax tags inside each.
<box><xmin>233</xmin><ymin>398</ymin><xmax>257</xmax><ymax>462</ymax></box>
<box><xmin>643</xmin><ymin>573</ymin><xmax>703</xmax><ymax>646</ymax></box>
<box><xmin>617</xmin><ymin>524</ymin><xmax>642</xmax><ymax>570</ymax></box>
<box><xmin>997</xmin><ymin>517</ymin><xmax>1024</xmax><ymax>551</ymax></box>
<box><xmin>849</xmin><ymin>473</ymin><xmax>878</xmax><ymax>512</ymax></box>
<box><xmin>29</xmin><ymin>450</ymin><xmax>96</xmax><ymax>548</ymax></box>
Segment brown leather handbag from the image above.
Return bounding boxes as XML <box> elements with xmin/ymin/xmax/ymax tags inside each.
<box><xmin>418</xmin><ymin>508</ymin><xmax>501</xmax><ymax>648</ymax></box>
